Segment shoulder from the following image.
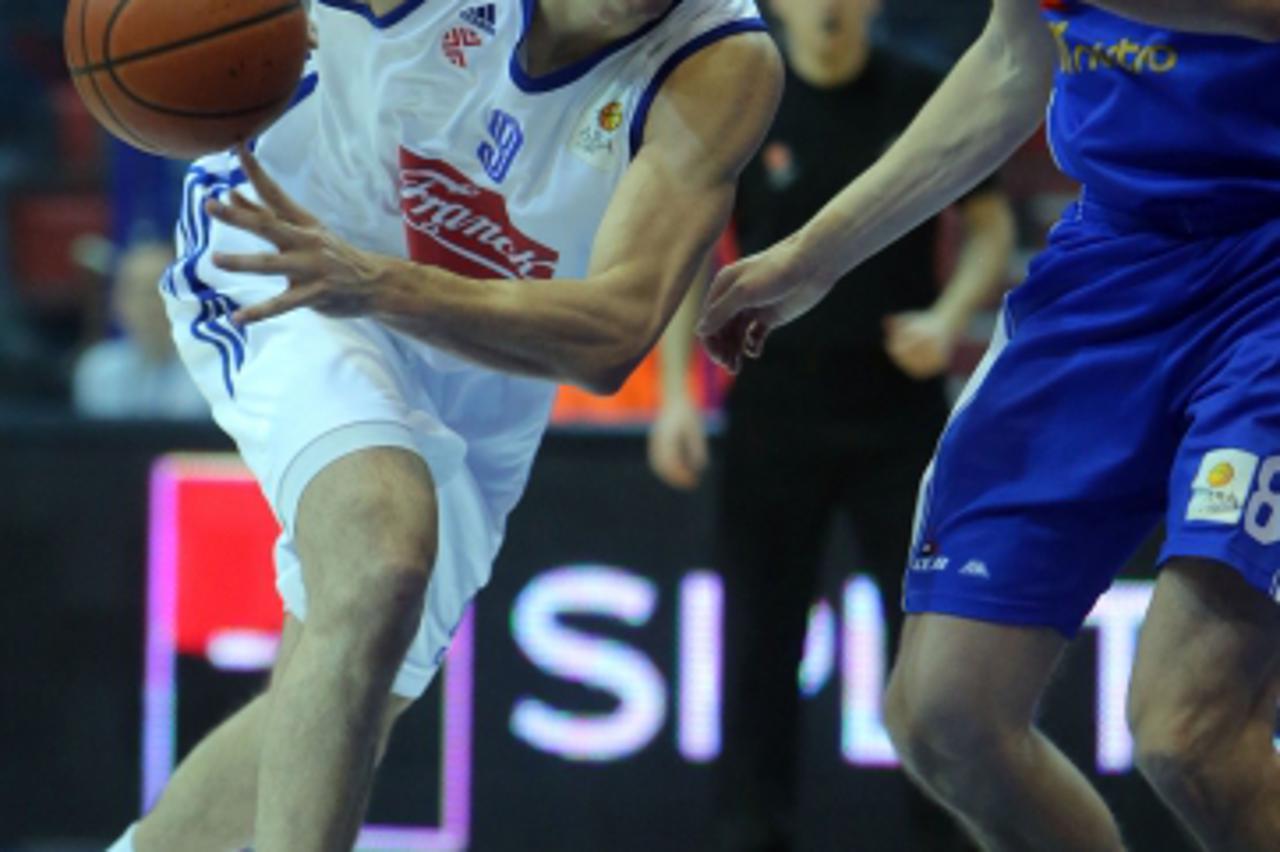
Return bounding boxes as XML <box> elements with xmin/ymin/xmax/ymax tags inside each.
<box><xmin>640</xmin><ymin>32</ymin><xmax>783</xmax><ymax>182</ymax></box>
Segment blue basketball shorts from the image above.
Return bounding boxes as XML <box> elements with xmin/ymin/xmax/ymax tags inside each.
<box><xmin>905</xmin><ymin>201</ymin><xmax>1280</xmax><ymax>636</ymax></box>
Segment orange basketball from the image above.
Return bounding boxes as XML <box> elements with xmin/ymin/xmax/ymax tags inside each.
<box><xmin>64</xmin><ymin>0</ymin><xmax>309</xmax><ymax>159</ymax></box>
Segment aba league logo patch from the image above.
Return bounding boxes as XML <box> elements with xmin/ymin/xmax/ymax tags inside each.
<box><xmin>442</xmin><ymin>27</ymin><xmax>483</xmax><ymax>68</ymax></box>
<box><xmin>399</xmin><ymin>150</ymin><xmax>560</xmax><ymax>280</ymax></box>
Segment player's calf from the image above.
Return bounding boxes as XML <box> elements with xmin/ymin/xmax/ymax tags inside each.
<box><xmin>1127</xmin><ymin>558</ymin><xmax>1280</xmax><ymax>851</ymax></box>
<box><xmin>1128</xmin><ymin>711</ymin><xmax>1268</xmax><ymax>848</ymax></box>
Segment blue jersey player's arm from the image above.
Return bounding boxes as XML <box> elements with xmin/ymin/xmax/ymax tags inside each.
<box><xmin>1086</xmin><ymin>0</ymin><xmax>1280</xmax><ymax>41</ymax></box>
<box><xmin>697</xmin><ymin>0</ymin><xmax>1055</xmax><ymax>370</ymax></box>
<box><xmin>211</xmin><ymin>33</ymin><xmax>784</xmax><ymax>395</ymax></box>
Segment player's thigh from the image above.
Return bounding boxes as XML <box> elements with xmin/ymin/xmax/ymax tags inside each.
<box><xmin>293</xmin><ymin>446</ymin><xmax>439</xmax><ymax>620</ymax></box>
<box><xmin>888</xmin><ymin>614</ymin><xmax>1067</xmax><ymax>742</ymax></box>
<box><xmin>1128</xmin><ymin>558</ymin><xmax>1280</xmax><ymax>745</ymax></box>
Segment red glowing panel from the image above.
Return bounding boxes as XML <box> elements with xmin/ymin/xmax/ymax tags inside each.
<box><xmin>171</xmin><ymin>459</ymin><xmax>282</xmax><ymax>655</ymax></box>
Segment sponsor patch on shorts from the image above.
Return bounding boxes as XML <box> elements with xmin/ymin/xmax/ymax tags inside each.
<box><xmin>1186</xmin><ymin>448</ymin><xmax>1259</xmax><ymax>525</ymax></box>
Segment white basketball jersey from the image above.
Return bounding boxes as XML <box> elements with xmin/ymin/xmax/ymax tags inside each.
<box><xmin>261</xmin><ymin>0</ymin><xmax>764</xmax><ymax>279</ymax></box>
<box><xmin>186</xmin><ymin>0</ymin><xmax>764</xmax><ymax>519</ymax></box>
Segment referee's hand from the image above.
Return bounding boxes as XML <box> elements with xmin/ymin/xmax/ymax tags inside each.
<box><xmin>648</xmin><ymin>398</ymin><xmax>708</xmax><ymax>491</ymax></box>
<box><xmin>884</xmin><ymin>309</ymin><xmax>959</xmax><ymax>380</ymax></box>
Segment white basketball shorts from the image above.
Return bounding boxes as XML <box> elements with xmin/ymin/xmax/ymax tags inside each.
<box><xmin>162</xmin><ymin>162</ymin><xmax>553</xmax><ymax>697</ymax></box>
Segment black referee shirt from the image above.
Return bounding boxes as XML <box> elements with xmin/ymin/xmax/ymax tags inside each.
<box><xmin>728</xmin><ymin>46</ymin><xmax>961</xmax><ymax>443</ymax></box>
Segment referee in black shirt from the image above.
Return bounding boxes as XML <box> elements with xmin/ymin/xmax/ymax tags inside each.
<box><xmin>649</xmin><ymin>1</ymin><xmax>1014</xmax><ymax>849</ymax></box>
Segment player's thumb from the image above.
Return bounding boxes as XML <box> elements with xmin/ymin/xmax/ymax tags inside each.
<box><xmin>698</xmin><ymin>266</ymin><xmax>747</xmax><ymax>337</ymax></box>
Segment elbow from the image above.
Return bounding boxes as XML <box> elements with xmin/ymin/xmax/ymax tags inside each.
<box><xmin>580</xmin><ymin>365</ymin><xmax>636</xmax><ymax>397</ymax></box>
<box><xmin>572</xmin><ymin>327</ymin><xmax>655</xmax><ymax>397</ymax></box>
<box><xmin>576</xmin><ymin>348</ymin><xmax>646</xmax><ymax>396</ymax></box>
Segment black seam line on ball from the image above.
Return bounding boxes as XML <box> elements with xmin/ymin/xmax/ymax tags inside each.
<box><xmin>69</xmin><ymin>1</ymin><xmax>301</xmax><ymax>77</ymax></box>
<box><xmin>80</xmin><ymin>0</ymin><xmax>152</xmax><ymax>148</ymax></box>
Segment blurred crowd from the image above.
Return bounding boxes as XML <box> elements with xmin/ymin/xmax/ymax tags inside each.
<box><xmin>0</xmin><ymin>4</ymin><xmax>196</xmax><ymax>418</ymax></box>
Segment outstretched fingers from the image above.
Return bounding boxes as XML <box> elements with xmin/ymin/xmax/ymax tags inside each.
<box><xmin>236</xmin><ymin>144</ymin><xmax>318</xmax><ymax>226</ymax></box>
<box><xmin>207</xmin><ymin>191</ymin><xmax>313</xmax><ymax>249</ymax></box>
<box><xmin>232</xmin><ymin>287</ymin><xmax>315</xmax><ymax>326</ymax></box>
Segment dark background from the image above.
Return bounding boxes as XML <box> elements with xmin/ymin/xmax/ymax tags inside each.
<box><xmin>0</xmin><ymin>419</ymin><xmax>1193</xmax><ymax>852</ymax></box>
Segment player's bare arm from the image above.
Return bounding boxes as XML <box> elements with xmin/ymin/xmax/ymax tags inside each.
<box><xmin>210</xmin><ymin>33</ymin><xmax>783</xmax><ymax>394</ymax></box>
<box><xmin>698</xmin><ymin>0</ymin><xmax>1055</xmax><ymax>371</ymax></box>
<box><xmin>1087</xmin><ymin>0</ymin><xmax>1280</xmax><ymax>40</ymax></box>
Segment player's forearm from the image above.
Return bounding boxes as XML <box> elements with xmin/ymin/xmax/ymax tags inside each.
<box><xmin>374</xmin><ymin>260</ymin><xmax>655</xmax><ymax>394</ymax></box>
<box><xmin>934</xmin><ymin>193</ymin><xmax>1016</xmax><ymax>332</ymax></box>
<box><xmin>792</xmin><ymin>11</ymin><xmax>1053</xmax><ymax>288</ymax></box>
<box><xmin>1087</xmin><ymin>0</ymin><xmax>1280</xmax><ymax>40</ymax></box>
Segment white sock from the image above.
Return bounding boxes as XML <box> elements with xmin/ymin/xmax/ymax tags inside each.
<box><xmin>106</xmin><ymin>823</ymin><xmax>138</xmax><ymax>852</ymax></box>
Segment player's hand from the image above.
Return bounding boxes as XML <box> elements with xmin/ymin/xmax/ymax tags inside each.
<box><xmin>883</xmin><ymin>309</ymin><xmax>960</xmax><ymax>380</ymax></box>
<box><xmin>208</xmin><ymin>145</ymin><xmax>388</xmax><ymax>325</ymax></box>
<box><xmin>647</xmin><ymin>397</ymin><xmax>708</xmax><ymax>491</ymax></box>
<box><xmin>697</xmin><ymin>234</ymin><xmax>834</xmax><ymax>373</ymax></box>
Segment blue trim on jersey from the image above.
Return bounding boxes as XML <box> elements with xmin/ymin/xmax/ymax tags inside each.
<box><xmin>284</xmin><ymin>70</ymin><xmax>320</xmax><ymax>113</ymax></box>
<box><xmin>315</xmin><ymin>0</ymin><xmax>427</xmax><ymax>29</ymax></box>
<box><xmin>509</xmin><ymin>0</ymin><xmax>685</xmax><ymax>94</ymax></box>
<box><xmin>627</xmin><ymin>17</ymin><xmax>769</xmax><ymax>158</ymax></box>
<box><xmin>190</xmin><ymin>177</ymin><xmax>248</xmax><ymax>357</ymax></box>
<box><xmin>189</xmin><ymin>301</ymin><xmax>238</xmax><ymax>399</ymax></box>
<box><xmin>174</xmin><ymin>163</ymin><xmax>251</xmax><ymax>397</ymax></box>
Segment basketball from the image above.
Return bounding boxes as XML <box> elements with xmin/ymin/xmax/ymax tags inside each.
<box><xmin>64</xmin><ymin>0</ymin><xmax>309</xmax><ymax>159</ymax></box>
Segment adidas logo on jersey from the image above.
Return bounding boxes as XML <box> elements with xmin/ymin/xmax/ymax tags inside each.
<box><xmin>460</xmin><ymin>4</ymin><xmax>497</xmax><ymax>35</ymax></box>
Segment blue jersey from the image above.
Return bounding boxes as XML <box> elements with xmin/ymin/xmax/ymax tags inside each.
<box><xmin>1042</xmin><ymin>0</ymin><xmax>1280</xmax><ymax>224</ymax></box>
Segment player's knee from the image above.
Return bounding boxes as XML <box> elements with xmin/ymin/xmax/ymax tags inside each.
<box><xmin>304</xmin><ymin>491</ymin><xmax>436</xmax><ymax>655</ymax></box>
<box><xmin>360</xmin><ymin>558</ymin><xmax>432</xmax><ymax>625</ymax></box>
<box><xmin>1130</xmin><ymin>696</ymin><xmax>1233</xmax><ymax>814</ymax></box>
<box><xmin>885</xmin><ymin>674</ymin><xmax>1012</xmax><ymax>787</ymax></box>
<box><xmin>307</xmin><ymin>558</ymin><xmax>429</xmax><ymax>673</ymax></box>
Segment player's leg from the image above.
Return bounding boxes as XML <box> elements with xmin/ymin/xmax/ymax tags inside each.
<box><xmin>129</xmin><ymin>615</ymin><xmax>414</xmax><ymax>852</ymax></box>
<box><xmin>878</xmin><ymin>228</ymin><xmax>1183</xmax><ymax>849</ymax></box>
<box><xmin>128</xmin><ymin>616</ymin><xmax>302</xmax><ymax>852</ymax></box>
<box><xmin>841</xmin><ymin>437</ymin><xmax>974</xmax><ymax>851</ymax></box>
<box><xmin>1132</xmin><ymin>229</ymin><xmax>1280</xmax><ymax>849</ymax></box>
<box><xmin>885</xmin><ymin>616</ymin><xmax>1124</xmax><ymax>851</ymax></box>
<box><xmin>254</xmin><ymin>446</ymin><xmax>438</xmax><ymax>852</ymax></box>
<box><xmin>1128</xmin><ymin>559</ymin><xmax>1280</xmax><ymax>850</ymax></box>
<box><xmin>714</xmin><ymin>408</ymin><xmax>842</xmax><ymax>851</ymax></box>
